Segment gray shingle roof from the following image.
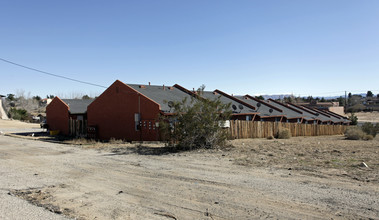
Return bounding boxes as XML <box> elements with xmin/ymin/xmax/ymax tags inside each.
<box><xmin>284</xmin><ymin>103</ymin><xmax>321</xmax><ymax>121</ymax></box>
<box><xmin>265</xmin><ymin>100</ymin><xmax>308</xmax><ymax>120</ymax></box>
<box><xmin>61</xmin><ymin>99</ymin><xmax>94</xmax><ymax>114</ymax></box>
<box><xmin>301</xmin><ymin>106</ymin><xmax>343</xmax><ymax>123</ymax></box>
<box><xmin>200</xmin><ymin>91</ymin><xmax>256</xmax><ymax>114</ymax></box>
<box><xmin>235</xmin><ymin>96</ymin><xmax>283</xmax><ymax>117</ymax></box>
<box><xmin>127</xmin><ymin>84</ymin><xmax>195</xmax><ymax>113</ymax></box>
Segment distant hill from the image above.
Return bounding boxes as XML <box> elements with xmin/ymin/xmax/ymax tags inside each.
<box><xmin>258</xmin><ymin>93</ymin><xmax>368</xmax><ymax>100</ymax></box>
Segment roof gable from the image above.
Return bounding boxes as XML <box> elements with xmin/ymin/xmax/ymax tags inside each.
<box><xmin>61</xmin><ymin>99</ymin><xmax>94</xmax><ymax>114</ymax></box>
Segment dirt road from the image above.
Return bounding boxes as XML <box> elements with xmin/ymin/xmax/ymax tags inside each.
<box><xmin>1</xmin><ymin>127</ymin><xmax>378</xmax><ymax>219</ymax></box>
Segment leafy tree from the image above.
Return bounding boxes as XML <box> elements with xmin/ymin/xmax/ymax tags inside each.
<box><xmin>336</xmin><ymin>96</ymin><xmax>345</xmax><ymax>106</ymax></box>
<box><xmin>6</xmin><ymin>94</ymin><xmax>15</xmax><ymax>101</ymax></box>
<box><xmin>82</xmin><ymin>95</ymin><xmax>91</xmax><ymax>99</ymax></box>
<box><xmin>320</xmin><ymin>97</ymin><xmax>326</xmax><ymax>102</ymax></box>
<box><xmin>160</xmin><ymin>86</ymin><xmax>232</xmax><ymax>150</ymax></box>
<box><xmin>32</xmin><ymin>95</ymin><xmax>41</xmax><ymax>101</ymax></box>
<box><xmin>306</xmin><ymin>96</ymin><xmax>314</xmax><ymax>102</ymax></box>
<box><xmin>367</xmin><ymin>91</ymin><xmax>373</xmax><ymax>97</ymax></box>
<box><xmin>7</xmin><ymin>108</ymin><xmax>29</xmax><ymax>121</ymax></box>
<box><xmin>47</xmin><ymin>95</ymin><xmax>55</xmax><ymax>99</ymax></box>
<box><xmin>255</xmin><ymin>95</ymin><xmax>265</xmax><ymax>100</ymax></box>
<box><xmin>348</xmin><ymin>113</ymin><xmax>358</xmax><ymax>125</ymax></box>
<box><xmin>348</xmin><ymin>92</ymin><xmax>352</xmax><ymax>98</ymax></box>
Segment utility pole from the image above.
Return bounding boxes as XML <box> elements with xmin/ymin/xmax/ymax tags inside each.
<box><xmin>345</xmin><ymin>91</ymin><xmax>347</xmax><ymax>113</ymax></box>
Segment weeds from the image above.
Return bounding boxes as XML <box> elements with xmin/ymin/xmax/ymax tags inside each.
<box><xmin>277</xmin><ymin>128</ymin><xmax>291</xmax><ymax>139</ymax></box>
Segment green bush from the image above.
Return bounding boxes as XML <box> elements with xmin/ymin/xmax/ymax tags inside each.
<box><xmin>344</xmin><ymin>127</ymin><xmax>365</xmax><ymax>140</ymax></box>
<box><xmin>7</xmin><ymin>108</ymin><xmax>29</xmax><ymax>121</ymax></box>
<box><xmin>361</xmin><ymin>122</ymin><xmax>378</xmax><ymax>137</ymax></box>
<box><xmin>348</xmin><ymin>113</ymin><xmax>358</xmax><ymax>125</ymax></box>
<box><xmin>277</xmin><ymin>128</ymin><xmax>291</xmax><ymax>139</ymax></box>
<box><xmin>160</xmin><ymin>86</ymin><xmax>232</xmax><ymax>150</ymax></box>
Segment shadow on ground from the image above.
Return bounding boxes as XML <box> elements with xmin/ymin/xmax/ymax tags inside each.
<box><xmin>6</xmin><ymin>131</ymin><xmax>182</xmax><ymax>156</ymax></box>
<box><xmin>107</xmin><ymin>145</ymin><xmax>180</xmax><ymax>156</ymax></box>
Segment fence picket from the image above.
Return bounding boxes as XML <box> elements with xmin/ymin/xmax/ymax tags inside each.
<box><xmin>228</xmin><ymin>121</ymin><xmax>347</xmax><ymax>139</ymax></box>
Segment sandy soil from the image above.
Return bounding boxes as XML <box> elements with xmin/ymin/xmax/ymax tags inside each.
<box><xmin>1</xmin><ymin>119</ymin><xmax>379</xmax><ymax>219</ymax></box>
<box><xmin>355</xmin><ymin>111</ymin><xmax>379</xmax><ymax>123</ymax></box>
<box><xmin>0</xmin><ymin>119</ymin><xmax>40</xmax><ymax>132</ymax></box>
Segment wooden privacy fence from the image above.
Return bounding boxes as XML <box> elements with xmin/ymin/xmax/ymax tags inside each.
<box><xmin>228</xmin><ymin>121</ymin><xmax>348</xmax><ymax>139</ymax></box>
<box><xmin>69</xmin><ymin>119</ymin><xmax>87</xmax><ymax>137</ymax></box>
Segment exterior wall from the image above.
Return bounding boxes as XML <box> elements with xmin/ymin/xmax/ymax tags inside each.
<box><xmin>46</xmin><ymin>97</ymin><xmax>69</xmax><ymax>135</ymax></box>
<box><xmin>87</xmin><ymin>80</ymin><xmax>161</xmax><ymax>141</ymax></box>
<box><xmin>328</xmin><ymin>107</ymin><xmax>345</xmax><ymax>116</ymax></box>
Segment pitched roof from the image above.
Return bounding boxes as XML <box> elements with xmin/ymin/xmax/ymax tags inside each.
<box><xmin>235</xmin><ymin>96</ymin><xmax>283</xmax><ymax>118</ymax></box>
<box><xmin>61</xmin><ymin>99</ymin><xmax>94</xmax><ymax>114</ymax></box>
<box><xmin>301</xmin><ymin>105</ymin><xmax>346</xmax><ymax>124</ymax></box>
<box><xmin>200</xmin><ymin>91</ymin><xmax>257</xmax><ymax>115</ymax></box>
<box><xmin>127</xmin><ymin>84</ymin><xmax>195</xmax><ymax>113</ymax></box>
<box><xmin>286</xmin><ymin>102</ymin><xmax>334</xmax><ymax>123</ymax></box>
<box><xmin>266</xmin><ymin>99</ymin><xmax>306</xmax><ymax>120</ymax></box>
<box><xmin>283</xmin><ymin>102</ymin><xmax>321</xmax><ymax>121</ymax></box>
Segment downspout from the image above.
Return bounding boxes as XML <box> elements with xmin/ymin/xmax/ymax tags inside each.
<box><xmin>139</xmin><ymin>94</ymin><xmax>142</xmax><ymax>142</ymax></box>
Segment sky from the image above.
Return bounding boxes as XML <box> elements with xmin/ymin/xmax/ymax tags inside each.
<box><xmin>1</xmin><ymin>0</ymin><xmax>379</xmax><ymax>98</ymax></box>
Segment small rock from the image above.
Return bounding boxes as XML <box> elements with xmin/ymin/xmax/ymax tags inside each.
<box><xmin>117</xmin><ymin>191</ymin><xmax>123</xmax><ymax>194</ymax></box>
<box><xmin>214</xmin><ymin>201</ymin><xmax>219</xmax><ymax>204</ymax></box>
<box><xmin>360</xmin><ymin>162</ymin><xmax>368</xmax><ymax>168</ymax></box>
<box><xmin>222</xmin><ymin>154</ymin><xmax>225</xmax><ymax>157</ymax></box>
<box><xmin>288</xmin><ymin>168</ymin><xmax>292</xmax><ymax>170</ymax></box>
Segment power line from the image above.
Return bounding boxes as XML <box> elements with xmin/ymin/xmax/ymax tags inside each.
<box><xmin>0</xmin><ymin>57</ymin><xmax>107</xmax><ymax>89</ymax></box>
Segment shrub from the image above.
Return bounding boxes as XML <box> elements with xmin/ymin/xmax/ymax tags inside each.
<box><xmin>7</xmin><ymin>108</ymin><xmax>29</xmax><ymax>121</ymax></box>
<box><xmin>344</xmin><ymin>127</ymin><xmax>365</xmax><ymax>140</ymax></box>
<box><xmin>160</xmin><ymin>85</ymin><xmax>232</xmax><ymax>150</ymax></box>
<box><xmin>361</xmin><ymin>122</ymin><xmax>378</xmax><ymax>137</ymax></box>
<box><xmin>363</xmin><ymin>134</ymin><xmax>374</xmax><ymax>141</ymax></box>
<box><xmin>109</xmin><ymin>138</ymin><xmax>124</xmax><ymax>144</ymax></box>
<box><xmin>277</xmin><ymin>128</ymin><xmax>291</xmax><ymax>139</ymax></box>
<box><xmin>348</xmin><ymin>113</ymin><xmax>358</xmax><ymax>125</ymax></box>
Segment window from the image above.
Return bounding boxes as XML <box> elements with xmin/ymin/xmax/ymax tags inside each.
<box><xmin>134</xmin><ymin>113</ymin><xmax>140</xmax><ymax>131</ymax></box>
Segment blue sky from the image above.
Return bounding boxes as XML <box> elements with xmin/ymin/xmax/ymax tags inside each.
<box><xmin>1</xmin><ymin>0</ymin><xmax>378</xmax><ymax>98</ymax></box>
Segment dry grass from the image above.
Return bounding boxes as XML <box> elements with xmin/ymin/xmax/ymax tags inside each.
<box><xmin>277</xmin><ymin>128</ymin><xmax>291</xmax><ymax>139</ymax></box>
<box><xmin>355</xmin><ymin>111</ymin><xmax>379</xmax><ymax>123</ymax></box>
<box><xmin>344</xmin><ymin>127</ymin><xmax>365</xmax><ymax>140</ymax></box>
<box><xmin>230</xmin><ymin>135</ymin><xmax>379</xmax><ymax>183</ymax></box>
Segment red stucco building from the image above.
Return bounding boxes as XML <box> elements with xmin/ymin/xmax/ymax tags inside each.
<box><xmin>46</xmin><ymin>80</ymin><xmax>350</xmax><ymax>141</ymax></box>
<box><xmin>87</xmin><ymin>80</ymin><xmax>197</xmax><ymax>141</ymax></box>
<box><xmin>46</xmin><ymin>97</ymin><xmax>93</xmax><ymax>135</ymax></box>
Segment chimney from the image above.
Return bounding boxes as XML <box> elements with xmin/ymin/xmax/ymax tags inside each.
<box><xmin>148</xmin><ymin>82</ymin><xmax>151</xmax><ymax>86</ymax></box>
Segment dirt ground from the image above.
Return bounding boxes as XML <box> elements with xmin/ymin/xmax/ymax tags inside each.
<box><xmin>1</xmin><ymin>119</ymin><xmax>379</xmax><ymax>219</ymax></box>
<box><xmin>355</xmin><ymin>111</ymin><xmax>379</xmax><ymax>123</ymax></box>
